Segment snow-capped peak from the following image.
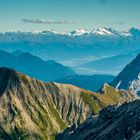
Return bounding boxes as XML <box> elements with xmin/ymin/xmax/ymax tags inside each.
<box><xmin>31</xmin><ymin>30</ymin><xmax>65</xmax><ymax>36</ymax></box>
<box><xmin>31</xmin><ymin>31</ymin><xmax>43</xmax><ymax>34</ymax></box>
<box><xmin>91</xmin><ymin>27</ymin><xmax>113</xmax><ymax>35</ymax></box>
<box><xmin>67</xmin><ymin>29</ymin><xmax>89</xmax><ymax>36</ymax></box>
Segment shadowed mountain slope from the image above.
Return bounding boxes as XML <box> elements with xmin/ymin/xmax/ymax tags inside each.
<box><xmin>57</xmin><ymin>100</ymin><xmax>140</xmax><ymax>140</ymax></box>
<box><xmin>111</xmin><ymin>53</ymin><xmax>140</xmax><ymax>89</ymax></box>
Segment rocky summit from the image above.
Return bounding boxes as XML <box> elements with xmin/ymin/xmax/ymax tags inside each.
<box><xmin>0</xmin><ymin>67</ymin><xmax>136</xmax><ymax>140</ymax></box>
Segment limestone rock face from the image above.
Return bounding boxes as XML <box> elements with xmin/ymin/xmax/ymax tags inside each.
<box><xmin>0</xmin><ymin>67</ymin><xmax>135</xmax><ymax>140</ymax></box>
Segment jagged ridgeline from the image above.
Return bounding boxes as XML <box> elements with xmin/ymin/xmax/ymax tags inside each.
<box><xmin>0</xmin><ymin>67</ymin><xmax>135</xmax><ymax>140</ymax></box>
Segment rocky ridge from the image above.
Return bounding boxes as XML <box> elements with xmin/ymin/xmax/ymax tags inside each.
<box><xmin>0</xmin><ymin>67</ymin><xmax>136</xmax><ymax>140</ymax></box>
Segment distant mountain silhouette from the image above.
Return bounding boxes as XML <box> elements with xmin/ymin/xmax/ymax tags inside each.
<box><xmin>0</xmin><ymin>49</ymin><xmax>75</xmax><ymax>81</ymax></box>
<box><xmin>81</xmin><ymin>49</ymin><xmax>140</xmax><ymax>75</ymax></box>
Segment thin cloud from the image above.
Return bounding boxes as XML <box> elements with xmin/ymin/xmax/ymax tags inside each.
<box><xmin>21</xmin><ymin>19</ymin><xmax>74</xmax><ymax>24</ymax></box>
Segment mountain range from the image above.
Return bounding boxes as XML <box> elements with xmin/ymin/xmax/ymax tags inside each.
<box><xmin>1</xmin><ymin>27</ymin><xmax>140</xmax><ymax>75</ymax></box>
<box><xmin>0</xmin><ymin>67</ymin><xmax>135</xmax><ymax>140</ymax></box>
<box><xmin>1</xmin><ymin>27</ymin><xmax>140</xmax><ymax>140</ymax></box>
<box><xmin>0</xmin><ymin>49</ymin><xmax>117</xmax><ymax>92</ymax></box>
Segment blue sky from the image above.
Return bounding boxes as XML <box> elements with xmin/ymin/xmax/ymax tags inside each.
<box><xmin>0</xmin><ymin>0</ymin><xmax>140</xmax><ymax>32</ymax></box>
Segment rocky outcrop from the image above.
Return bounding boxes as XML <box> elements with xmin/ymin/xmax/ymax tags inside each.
<box><xmin>57</xmin><ymin>100</ymin><xmax>140</xmax><ymax>140</ymax></box>
<box><xmin>0</xmin><ymin>67</ymin><xmax>136</xmax><ymax>140</ymax></box>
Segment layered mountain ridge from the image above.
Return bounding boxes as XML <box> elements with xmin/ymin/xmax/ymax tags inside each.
<box><xmin>81</xmin><ymin>50</ymin><xmax>139</xmax><ymax>75</ymax></box>
<box><xmin>0</xmin><ymin>27</ymin><xmax>140</xmax><ymax>63</ymax></box>
<box><xmin>0</xmin><ymin>49</ymin><xmax>75</xmax><ymax>82</ymax></box>
<box><xmin>0</xmin><ymin>67</ymin><xmax>136</xmax><ymax>140</ymax></box>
